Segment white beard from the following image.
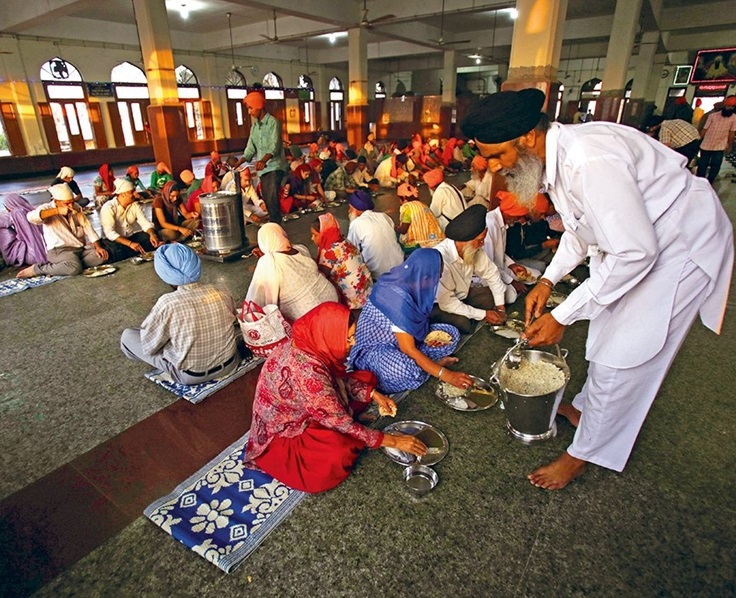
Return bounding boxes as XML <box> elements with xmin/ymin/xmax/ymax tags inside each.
<box><xmin>462</xmin><ymin>243</ymin><xmax>479</xmax><ymax>266</ymax></box>
<box><xmin>502</xmin><ymin>149</ymin><xmax>544</xmax><ymax>210</ymax></box>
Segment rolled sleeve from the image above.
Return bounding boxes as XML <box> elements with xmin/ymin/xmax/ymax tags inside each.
<box><xmin>100</xmin><ymin>204</ymin><xmax>120</xmax><ymax>241</ymax></box>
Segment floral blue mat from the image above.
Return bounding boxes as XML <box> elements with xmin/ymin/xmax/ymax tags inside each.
<box><xmin>145</xmin><ymin>431</ymin><xmax>305</xmax><ymax>573</ymax></box>
<box><xmin>144</xmin><ymin>385</ymin><xmax>414</xmax><ymax>573</ymax></box>
<box><xmin>144</xmin><ymin>355</ymin><xmax>263</xmax><ymax>404</ymax></box>
<box><xmin>0</xmin><ymin>275</ymin><xmax>65</xmax><ymax>298</ymax></box>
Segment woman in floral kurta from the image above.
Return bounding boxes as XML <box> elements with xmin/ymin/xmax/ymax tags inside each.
<box><xmin>310</xmin><ymin>213</ymin><xmax>372</xmax><ymax>309</ymax></box>
<box><xmin>244</xmin><ymin>302</ymin><xmax>426</xmax><ymax>494</ymax></box>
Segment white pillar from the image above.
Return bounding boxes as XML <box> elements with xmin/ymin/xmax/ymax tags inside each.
<box><xmin>442</xmin><ymin>50</ymin><xmax>457</xmax><ymax>105</ymax></box>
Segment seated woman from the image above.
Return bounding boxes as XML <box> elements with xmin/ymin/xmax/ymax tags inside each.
<box><xmin>246</xmin><ymin>223</ymin><xmax>338</xmax><ymax>322</ymax></box>
<box><xmin>152</xmin><ymin>181</ymin><xmax>200</xmax><ymax>242</ymax></box>
<box><xmin>310</xmin><ymin>213</ymin><xmax>372</xmax><ymax>309</ymax></box>
<box><xmin>280</xmin><ymin>164</ymin><xmax>321</xmax><ymax>214</ymax></box>
<box><xmin>244</xmin><ymin>302</ymin><xmax>426</xmax><ymax>494</ymax></box>
<box><xmin>0</xmin><ymin>194</ymin><xmax>47</xmax><ymax>268</ymax></box>
<box><xmin>93</xmin><ymin>164</ymin><xmax>116</xmax><ymax>208</ymax></box>
<box><xmin>51</xmin><ymin>166</ymin><xmax>89</xmax><ymax>207</ymax></box>
<box><xmin>350</xmin><ymin>248</ymin><xmax>473</xmax><ymax>395</ymax></box>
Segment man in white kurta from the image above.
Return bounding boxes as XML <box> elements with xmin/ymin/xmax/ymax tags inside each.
<box><xmin>462</xmin><ymin>88</ymin><xmax>733</xmax><ymax>490</ymax></box>
<box><xmin>346</xmin><ymin>190</ymin><xmax>404</xmax><ymax>280</ymax></box>
<box><xmin>426</xmin><ymin>169</ymin><xmax>466</xmax><ymax>231</ymax></box>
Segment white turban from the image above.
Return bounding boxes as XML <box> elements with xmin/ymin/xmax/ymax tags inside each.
<box><xmin>57</xmin><ymin>166</ymin><xmax>75</xmax><ymax>179</ymax></box>
<box><xmin>49</xmin><ymin>183</ymin><xmax>74</xmax><ymax>201</ymax></box>
<box><xmin>114</xmin><ymin>178</ymin><xmax>134</xmax><ymax>194</ymax></box>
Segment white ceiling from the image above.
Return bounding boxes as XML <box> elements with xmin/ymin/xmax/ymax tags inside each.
<box><xmin>0</xmin><ymin>0</ymin><xmax>730</xmax><ymax>71</ymax></box>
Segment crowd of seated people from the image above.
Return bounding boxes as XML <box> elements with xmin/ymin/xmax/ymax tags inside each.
<box><xmin>2</xmin><ymin>127</ymin><xmax>570</xmax><ymax>499</ymax></box>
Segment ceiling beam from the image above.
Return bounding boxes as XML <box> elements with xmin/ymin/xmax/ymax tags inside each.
<box><xmin>0</xmin><ymin>0</ymin><xmax>95</xmax><ymax>33</ymax></box>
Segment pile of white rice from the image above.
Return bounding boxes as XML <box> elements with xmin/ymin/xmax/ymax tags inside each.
<box><xmin>499</xmin><ymin>360</ymin><xmax>566</xmax><ymax>395</ymax></box>
<box><xmin>438</xmin><ymin>380</ymin><xmax>466</xmax><ymax>398</ymax></box>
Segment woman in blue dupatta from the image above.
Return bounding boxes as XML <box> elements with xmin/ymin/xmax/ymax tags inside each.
<box><xmin>349</xmin><ymin>248</ymin><xmax>473</xmax><ymax>394</ymax></box>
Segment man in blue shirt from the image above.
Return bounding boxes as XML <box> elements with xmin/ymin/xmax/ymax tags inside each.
<box><xmin>237</xmin><ymin>91</ymin><xmax>288</xmax><ymax>224</ymax></box>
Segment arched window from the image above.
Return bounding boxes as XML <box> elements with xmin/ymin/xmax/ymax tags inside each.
<box><xmin>175</xmin><ymin>65</ymin><xmax>210</xmax><ymax>141</ymax></box>
<box><xmin>40</xmin><ymin>57</ymin><xmax>100</xmax><ymax>152</ymax></box>
<box><xmin>298</xmin><ymin>74</ymin><xmax>314</xmax><ymax>89</ymax></box>
<box><xmin>263</xmin><ymin>72</ymin><xmax>284</xmax><ymax>100</ymax></box>
<box><xmin>579</xmin><ymin>77</ymin><xmax>602</xmax><ymax>118</ymax></box>
<box><xmin>375</xmin><ymin>81</ymin><xmax>386</xmax><ymax>99</ymax></box>
<box><xmin>110</xmin><ymin>62</ymin><xmax>149</xmax><ymax>147</ymax></box>
<box><xmin>226</xmin><ymin>69</ymin><xmax>247</xmax><ymax>88</ymax></box>
<box><xmin>580</xmin><ymin>78</ymin><xmax>602</xmax><ymax>94</ymax></box>
<box><xmin>225</xmin><ymin>70</ymin><xmax>249</xmax><ymax>137</ymax></box>
<box><xmin>263</xmin><ymin>72</ymin><xmax>283</xmax><ymax>88</ymax></box>
<box><xmin>329</xmin><ymin>78</ymin><xmax>344</xmax><ymax>130</ymax></box>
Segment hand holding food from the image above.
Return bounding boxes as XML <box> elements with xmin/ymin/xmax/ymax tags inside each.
<box><xmin>523</xmin><ymin>312</ymin><xmax>566</xmax><ymax>347</ymax></box>
<box><xmin>372</xmin><ymin>390</ymin><xmax>397</xmax><ymax>417</ymax></box>
<box><xmin>382</xmin><ymin>433</ymin><xmax>427</xmax><ymax>456</ymax></box>
<box><xmin>424</xmin><ymin>330</ymin><xmax>453</xmax><ymax>347</ymax></box>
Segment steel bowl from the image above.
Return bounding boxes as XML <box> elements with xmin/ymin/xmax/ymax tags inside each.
<box><xmin>402</xmin><ymin>463</ymin><xmax>438</xmax><ymax>498</ymax></box>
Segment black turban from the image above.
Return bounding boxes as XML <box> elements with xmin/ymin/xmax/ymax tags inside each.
<box><xmin>460</xmin><ymin>88</ymin><xmax>546</xmax><ymax>144</ymax></box>
<box><xmin>445</xmin><ymin>205</ymin><xmax>488</xmax><ymax>242</ymax></box>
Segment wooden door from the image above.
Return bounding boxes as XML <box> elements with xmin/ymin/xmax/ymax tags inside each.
<box><xmin>88</xmin><ymin>102</ymin><xmax>107</xmax><ymax>149</ymax></box>
<box><xmin>0</xmin><ymin>102</ymin><xmax>28</xmax><ymax>156</ymax></box>
<box><xmin>37</xmin><ymin>102</ymin><xmax>62</xmax><ymax>154</ymax></box>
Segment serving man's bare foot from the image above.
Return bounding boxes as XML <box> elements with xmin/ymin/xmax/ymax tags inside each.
<box><xmin>528</xmin><ymin>452</ymin><xmax>586</xmax><ymax>490</ymax></box>
<box><xmin>16</xmin><ymin>266</ymin><xmax>36</xmax><ymax>279</ymax></box>
<box><xmin>557</xmin><ymin>403</ymin><xmax>581</xmax><ymax>428</ymax></box>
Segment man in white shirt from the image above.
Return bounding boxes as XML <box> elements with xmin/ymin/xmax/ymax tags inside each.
<box><xmin>426</xmin><ymin>168</ymin><xmax>466</xmax><ymax>231</ymax></box>
<box><xmin>17</xmin><ymin>183</ymin><xmax>109</xmax><ymax>278</ymax></box>
<box><xmin>462</xmin><ymin>88</ymin><xmax>733</xmax><ymax>490</ymax></box>
<box><xmin>346</xmin><ymin>189</ymin><xmax>404</xmax><ymax>280</ymax></box>
<box><xmin>483</xmin><ymin>193</ymin><xmax>540</xmax><ymax>303</ymax></box>
<box><xmin>374</xmin><ymin>153</ymin><xmax>409</xmax><ymax>188</ymax></box>
<box><xmin>100</xmin><ymin>178</ymin><xmax>161</xmax><ymax>262</ymax></box>
<box><xmin>462</xmin><ymin>155</ymin><xmax>495</xmax><ymax>208</ymax></box>
<box><xmin>431</xmin><ymin>205</ymin><xmax>507</xmax><ymax>334</ymax></box>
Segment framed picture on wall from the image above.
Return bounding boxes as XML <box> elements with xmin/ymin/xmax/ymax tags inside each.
<box><xmin>673</xmin><ymin>65</ymin><xmax>692</xmax><ymax>86</ymax></box>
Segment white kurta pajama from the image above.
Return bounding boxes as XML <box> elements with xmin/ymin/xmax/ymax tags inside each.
<box><xmin>541</xmin><ymin>122</ymin><xmax>733</xmax><ymax>472</ymax></box>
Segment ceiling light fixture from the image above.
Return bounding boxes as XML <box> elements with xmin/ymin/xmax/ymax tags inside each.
<box><xmin>179</xmin><ymin>3</ymin><xmax>189</xmax><ymax>19</ymax></box>
<box><xmin>505</xmin><ymin>7</ymin><xmax>518</xmax><ymax>19</ymax></box>
<box><xmin>329</xmin><ymin>33</ymin><xmax>337</xmax><ymax>44</ymax></box>
<box><xmin>475</xmin><ymin>57</ymin><xmax>481</xmax><ymax>64</ymax></box>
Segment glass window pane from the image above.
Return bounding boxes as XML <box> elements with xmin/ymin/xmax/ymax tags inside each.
<box><xmin>178</xmin><ymin>87</ymin><xmax>200</xmax><ymax>99</ymax></box>
<box><xmin>75</xmin><ymin>102</ymin><xmax>94</xmax><ymax>140</ymax></box>
<box><xmin>50</xmin><ymin>102</ymin><xmax>71</xmax><ymax>151</ymax></box>
<box><xmin>117</xmin><ymin>102</ymin><xmax>135</xmax><ymax>146</ymax></box>
<box><xmin>185</xmin><ymin>102</ymin><xmax>195</xmax><ymax>128</ymax></box>
<box><xmin>111</xmin><ymin>62</ymin><xmax>147</xmax><ymax>84</ymax></box>
<box><xmin>227</xmin><ymin>88</ymin><xmax>248</xmax><ymax>100</ymax></box>
<box><xmin>131</xmin><ymin>103</ymin><xmax>144</xmax><ymax>131</ymax></box>
<box><xmin>40</xmin><ymin>58</ymin><xmax>83</xmax><ymax>82</ymax></box>
<box><xmin>193</xmin><ymin>102</ymin><xmax>204</xmax><ymax>140</ymax></box>
<box><xmin>65</xmin><ymin>104</ymin><xmax>80</xmax><ymax>136</ymax></box>
<box><xmin>115</xmin><ymin>85</ymin><xmax>149</xmax><ymax>99</ymax></box>
<box><xmin>236</xmin><ymin>102</ymin><xmax>243</xmax><ymax>126</ymax></box>
<box><xmin>264</xmin><ymin>89</ymin><xmax>284</xmax><ymax>100</ymax></box>
<box><xmin>46</xmin><ymin>84</ymin><xmax>85</xmax><ymax>99</ymax></box>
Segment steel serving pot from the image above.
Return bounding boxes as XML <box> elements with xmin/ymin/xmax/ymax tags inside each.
<box><xmin>490</xmin><ymin>346</ymin><xmax>570</xmax><ymax>445</ymax></box>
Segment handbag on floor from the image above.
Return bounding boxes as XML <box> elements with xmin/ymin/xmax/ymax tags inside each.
<box><xmin>238</xmin><ymin>300</ymin><xmax>291</xmax><ymax>357</ymax></box>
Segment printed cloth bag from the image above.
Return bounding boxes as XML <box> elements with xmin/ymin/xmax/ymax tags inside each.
<box><xmin>238</xmin><ymin>300</ymin><xmax>291</xmax><ymax>357</ymax></box>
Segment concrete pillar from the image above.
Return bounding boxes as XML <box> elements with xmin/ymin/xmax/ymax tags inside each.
<box><xmin>346</xmin><ymin>27</ymin><xmax>368</xmax><ymax>150</ymax></box>
<box><xmin>133</xmin><ymin>0</ymin><xmax>191</xmax><ymax>176</ymax></box>
<box><xmin>505</xmin><ymin>0</ymin><xmax>568</xmax><ymax>117</ymax></box>
<box><xmin>440</xmin><ymin>50</ymin><xmax>457</xmax><ymax>137</ymax></box>
<box><xmin>624</xmin><ymin>30</ymin><xmax>659</xmax><ymax>126</ymax></box>
<box><xmin>597</xmin><ymin>0</ymin><xmax>644</xmax><ymax>122</ymax></box>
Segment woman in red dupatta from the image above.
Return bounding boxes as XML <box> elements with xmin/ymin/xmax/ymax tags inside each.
<box><xmin>244</xmin><ymin>302</ymin><xmax>426</xmax><ymax>493</ymax></box>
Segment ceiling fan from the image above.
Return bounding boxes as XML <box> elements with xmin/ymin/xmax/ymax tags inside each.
<box><xmin>260</xmin><ymin>9</ymin><xmax>281</xmax><ymax>43</ymax></box>
<box><xmin>357</xmin><ymin>0</ymin><xmax>395</xmax><ymax>29</ymax></box>
<box><xmin>225</xmin><ymin>12</ymin><xmax>259</xmax><ymax>85</ymax></box>
<box><xmin>432</xmin><ymin>0</ymin><xmax>470</xmax><ymax>47</ymax></box>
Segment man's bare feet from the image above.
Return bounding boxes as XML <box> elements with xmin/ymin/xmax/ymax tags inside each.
<box><xmin>16</xmin><ymin>266</ymin><xmax>36</xmax><ymax>279</ymax></box>
<box><xmin>528</xmin><ymin>452</ymin><xmax>586</xmax><ymax>490</ymax></box>
<box><xmin>557</xmin><ymin>403</ymin><xmax>581</xmax><ymax>428</ymax></box>
<box><xmin>437</xmin><ymin>355</ymin><xmax>459</xmax><ymax>367</ymax></box>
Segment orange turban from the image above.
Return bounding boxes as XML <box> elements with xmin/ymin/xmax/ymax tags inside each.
<box><xmin>244</xmin><ymin>91</ymin><xmax>266</xmax><ymax>110</ymax></box>
<box><xmin>471</xmin><ymin>155</ymin><xmax>488</xmax><ymax>171</ymax></box>
<box><xmin>497</xmin><ymin>191</ymin><xmax>529</xmax><ymax>217</ymax></box>
<box><xmin>179</xmin><ymin>169</ymin><xmax>195</xmax><ymax>185</ymax></box>
<box><xmin>534</xmin><ymin>193</ymin><xmax>551</xmax><ymax>215</ymax></box>
<box><xmin>423</xmin><ymin>168</ymin><xmax>444</xmax><ymax>188</ymax></box>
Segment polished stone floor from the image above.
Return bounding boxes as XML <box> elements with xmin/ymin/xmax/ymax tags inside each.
<box><xmin>0</xmin><ymin>163</ymin><xmax>734</xmax><ymax>598</ymax></box>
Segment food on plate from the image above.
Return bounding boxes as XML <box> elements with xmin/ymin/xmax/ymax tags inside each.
<box><xmin>499</xmin><ymin>360</ymin><xmax>566</xmax><ymax>395</ymax></box>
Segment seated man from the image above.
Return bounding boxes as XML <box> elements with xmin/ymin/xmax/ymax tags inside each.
<box><xmin>149</xmin><ymin>162</ymin><xmax>173</xmax><ymax>195</ymax></box>
<box><xmin>484</xmin><ymin>192</ymin><xmax>541</xmax><ymax>304</ymax></box>
<box><xmin>462</xmin><ymin>155</ymin><xmax>494</xmax><ymax>208</ymax></box>
<box><xmin>346</xmin><ymin>189</ymin><xmax>404</xmax><ymax>280</ymax></box>
<box><xmin>51</xmin><ymin>166</ymin><xmax>89</xmax><ymax>208</ymax></box>
<box><xmin>229</xmin><ymin>167</ymin><xmax>268</xmax><ymax>223</ymax></box>
<box><xmin>17</xmin><ymin>183</ymin><xmax>108</xmax><ymax>278</ymax></box>
<box><xmin>430</xmin><ymin>205</ymin><xmax>506</xmax><ymax>334</ymax></box>
<box><xmin>125</xmin><ymin>166</ymin><xmax>153</xmax><ymax>200</ymax></box>
<box><xmin>374</xmin><ymin>153</ymin><xmax>409</xmax><ymax>188</ymax></box>
<box><xmin>396</xmin><ymin>182</ymin><xmax>444</xmax><ymax>251</ymax></box>
<box><xmin>351</xmin><ymin>156</ymin><xmax>377</xmax><ymax>189</ymax></box>
<box><xmin>120</xmin><ymin>244</ymin><xmax>239</xmax><ymax>385</ymax></box>
<box><xmin>204</xmin><ymin>150</ymin><xmax>227</xmax><ymax>185</ymax></box>
<box><xmin>426</xmin><ymin>168</ymin><xmax>467</xmax><ymax>231</ymax></box>
<box><xmin>100</xmin><ymin>178</ymin><xmax>162</xmax><ymax>262</ymax></box>
<box><xmin>323</xmin><ymin>159</ymin><xmax>356</xmax><ymax>201</ymax></box>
